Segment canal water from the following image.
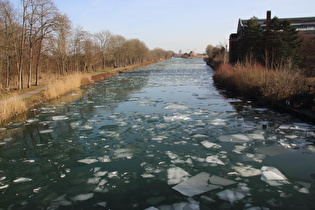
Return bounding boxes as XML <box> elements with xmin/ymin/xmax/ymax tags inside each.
<box><xmin>1</xmin><ymin>59</ymin><xmax>315</xmax><ymax>209</ymax></box>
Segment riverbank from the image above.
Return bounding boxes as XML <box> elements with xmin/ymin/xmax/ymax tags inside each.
<box><xmin>212</xmin><ymin>63</ymin><xmax>315</xmax><ymax>123</ymax></box>
<box><xmin>0</xmin><ymin>60</ymin><xmax>163</xmax><ymax>124</ymax></box>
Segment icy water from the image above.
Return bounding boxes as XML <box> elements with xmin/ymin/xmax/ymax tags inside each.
<box><xmin>1</xmin><ymin>59</ymin><xmax>315</xmax><ymax>209</ymax></box>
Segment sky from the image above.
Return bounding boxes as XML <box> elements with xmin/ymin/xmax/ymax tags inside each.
<box><xmin>53</xmin><ymin>0</ymin><xmax>315</xmax><ymax>54</ymax></box>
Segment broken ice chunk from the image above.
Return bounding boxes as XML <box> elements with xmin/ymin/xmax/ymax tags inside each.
<box><xmin>232</xmin><ymin>165</ymin><xmax>261</xmax><ymax>177</ymax></box>
<box><xmin>163</xmin><ymin>115</ymin><xmax>192</xmax><ymax>122</ymax></box>
<box><xmin>206</xmin><ymin>156</ymin><xmax>225</xmax><ymax>165</ymax></box>
<box><xmin>211</xmin><ymin>118</ymin><xmax>227</xmax><ymax>125</ymax></box>
<box><xmin>201</xmin><ymin>140</ymin><xmax>221</xmax><ymax>149</ymax></box>
<box><xmin>164</xmin><ymin>104</ymin><xmax>189</xmax><ymax>110</ymax></box>
<box><xmin>77</xmin><ymin>158</ymin><xmax>98</xmax><ymax>164</ymax></box>
<box><xmin>209</xmin><ymin>175</ymin><xmax>237</xmax><ymax>186</ymax></box>
<box><xmin>52</xmin><ymin>115</ymin><xmax>69</xmax><ymax>121</ymax></box>
<box><xmin>192</xmin><ymin>134</ymin><xmax>208</xmax><ymax>138</ymax></box>
<box><xmin>39</xmin><ymin>129</ymin><xmax>54</xmax><ymax>134</ymax></box>
<box><xmin>216</xmin><ymin>189</ymin><xmax>245</xmax><ymax>205</ymax></box>
<box><xmin>261</xmin><ymin>166</ymin><xmax>290</xmax><ymax>186</ymax></box>
<box><xmin>218</xmin><ymin>134</ymin><xmax>252</xmax><ymax>143</ymax></box>
<box><xmin>167</xmin><ymin>167</ymin><xmax>190</xmax><ymax>185</ymax></box>
<box><xmin>172</xmin><ymin>172</ymin><xmax>220</xmax><ymax>196</ymax></box>
<box><xmin>13</xmin><ymin>177</ymin><xmax>32</xmax><ymax>183</ymax></box>
<box><xmin>72</xmin><ymin>193</ymin><xmax>94</xmax><ymax>201</ymax></box>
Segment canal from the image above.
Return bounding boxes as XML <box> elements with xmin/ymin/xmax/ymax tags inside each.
<box><xmin>1</xmin><ymin>58</ymin><xmax>315</xmax><ymax>209</ymax></box>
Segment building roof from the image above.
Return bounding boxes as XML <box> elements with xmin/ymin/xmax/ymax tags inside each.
<box><xmin>238</xmin><ymin>16</ymin><xmax>315</xmax><ymax>32</ymax></box>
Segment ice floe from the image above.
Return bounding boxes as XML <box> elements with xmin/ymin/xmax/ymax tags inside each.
<box><xmin>219</xmin><ymin>134</ymin><xmax>252</xmax><ymax>143</ymax></box>
<box><xmin>164</xmin><ymin>115</ymin><xmax>192</xmax><ymax>122</ymax></box>
<box><xmin>163</xmin><ymin>104</ymin><xmax>189</xmax><ymax>110</ymax></box>
<box><xmin>77</xmin><ymin>158</ymin><xmax>98</xmax><ymax>164</ymax></box>
<box><xmin>39</xmin><ymin>129</ymin><xmax>54</xmax><ymax>134</ymax></box>
<box><xmin>13</xmin><ymin>177</ymin><xmax>32</xmax><ymax>183</ymax></box>
<box><xmin>232</xmin><ymin>165</ymin><xmax>261</xmax><ymax>177</ymax></box>
<box><xmin>72</xmin><ymin>193</ymin><xmax>94</xmax><ymax>201</ymax></box>
<box><xmin>167</xmin><ymin>167</ymin><xmax>190</xmax><ymax>185</ymax></box>
<box><xmin>52</xmin><ymin>115</ymin><xmax>69</xmax><ymax>121</ymax></box>
<box><xmin>261</xmin><ymin>166</ymin><xmax>289</xmax><ymax>186</ymax></box>
<box><xmin>172</xmin><ymin>172</ymin><xmax>236</xmax><ymax>197</ymax></box>
<box><xmin>205</xmin><ymin>155</ymin><xmax>225</xmax><ymax>165</ymax></box>
<box><xmin>201</xmin><ymin>140</ymin><xmax>221</xmax><ymax>149</ymax></box>
<box><xmin>216</xmin><ymin>189</ymin><xmax>245</xmax><ymax>205</ymax></box>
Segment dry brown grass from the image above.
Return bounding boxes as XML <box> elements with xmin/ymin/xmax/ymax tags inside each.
<box><xmin>213</xmin><ymin>63</ymin><xmax>308</xmax><ymax>102</ymax></box>
<box><xmin>0</xmin><ymin>94</ymin><xmax>27</xmax><ymax>123</ymax></box>
<box><xmin>43</xmin><ymin>74</ymin><xmax>91</xmax><ymax>100</ymax></box>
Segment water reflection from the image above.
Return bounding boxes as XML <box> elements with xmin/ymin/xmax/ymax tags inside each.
<box><xmin>0</xmin><ymin>59</ymin><xmax>315</xmax><ymax>209</ymax></box>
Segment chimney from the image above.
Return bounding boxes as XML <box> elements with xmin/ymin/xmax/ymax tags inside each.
<box><xmin>266</xmin><ymin>10</ymin><xmax>271</xmax><ymax>29</ymax></box>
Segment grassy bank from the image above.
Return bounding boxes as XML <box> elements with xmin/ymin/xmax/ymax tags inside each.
<box><xmin>213</xmin><ymin>63</ymin><xmax>308</xmax><ymax>102</ymax></box>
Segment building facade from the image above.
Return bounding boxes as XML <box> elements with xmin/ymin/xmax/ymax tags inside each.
<box><xmin>229</xmin><ymin>11</ymin><xmax>315</xmax><ymax>64</ymax></box>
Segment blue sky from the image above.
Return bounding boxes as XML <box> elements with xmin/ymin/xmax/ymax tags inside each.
<box><xmin>53</xmin><ymin>0</ymin><xmax>315</xmax><ymax>54</ymax></box>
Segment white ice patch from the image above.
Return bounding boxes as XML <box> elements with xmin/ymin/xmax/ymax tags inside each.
<box><xmin>211</xmin><ymin>118</ymin><xmax>227</xmax><ymax>126</ymax></box>
<box><xmin>218</xmin><ymin>134</ymin><xmax>252</xmax><ymax>143</ymax></box>
<box><xmin>39</xmin><ymin>129</ymin><xmax>54</xmax><ymax>134</ymax></box>
<box><xmin>164</xmin><ymin>104</ymin><xmax>189</xmax><ymax>110</ymax></box>
<box><xmin>52</xmin><ymin>115</ymin><xmax>68</xmax><ymax>121</ymax></box>
<box><xmin>172</xmin><ymin>172</ymin><xmax>236</xmax><ymax>197</ymax></box>
<box><xmin>232</xmin><ymin>165</ymin><xmax>261</xmax><ymax>177</ymax></box>
<box><xmin>261</xmin><ymin>166</ymin><xmax>290</xmax><ymax>186</ymax></box>
<box><xmin>172</xmin><ymin>172</ymin><xmax>219</xmax><ymax>196</ymax></box>
<box><xmin>113</xmin><ymin>149</ymin><xmax>133</xmax><ymax>159</ymax></box>
<box><xmin>216</xmin><ymin>189</ymin><xmax>245</xmax><ymax>205</ymax></box>
<box><xmin>13</xmin><ymin>177</ymin><xmax>32</xmax><ymax>183</ymax></box>
<box><xmin>206</xmin><ymin>156</ymin><xmax>225</xmax><ymax>165</ymax></box>
<box><xmin>167</xmin><ymin>167</ymin><xmax>190</xmax><ymax>185</ymax></box>
<box><xmin>192</xmin><ymin>134</ymin><xmax>208</xmax><ymax>138</ymax></box>
<box><xmin>72</xmin><ymin>193</ymin><xmax>94</xmax><ymax>201</ymax></box>
<box><xmin>166</xmin><ymin>151</ymin><xmax>179</xmax><ymax>160</ymax></box>
<box><xmin>164</xmin><ymin>115</ymin><xmax>192</xmax><ymax>122</ymax></box>
<box><xmin>201</xmin><ymin>141</ymin><xmax>221</xmax><ymax>149</ymax></box>
<box><xmin>77</xmin><ymin>158</ymin><xmax>98</xmax><ymax>164</ymax></box>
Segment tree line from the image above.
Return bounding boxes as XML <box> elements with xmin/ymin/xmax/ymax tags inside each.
<box><xmin>0</xmin><ymin>0</ymin><xmax>174</xmax><ymax>90</ymax></box>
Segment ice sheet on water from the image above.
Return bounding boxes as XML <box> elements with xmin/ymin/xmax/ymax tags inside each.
<box><xmin>167</xmin><ymin>167</ymin><xmax>190</xmax><ymax>185</ymax></box>
<box><xmin>164</xmin><ymin>114</ymin><xmax>192</xmax><ymax>122</ymax></box>
<box><xmin>279</xmin><ymin>123</ymin><xmax>314</xmax><ymax>131</ymax></box>
<box><xmin>13</xmin><ymin>177</ymin><xmax>32</xmax><ymax>183</ymax></box>
<box><xmin>172</xmin><ymin>172</ymin><xmax>237</xmax><ymax>197</ymax></box>
<box><xmin>163</xmin><ymin>104</ymin><xmax>189</xmax><ymax>110</ymax></box>
<box><xmin>232</xmin><ymin>165</ymin><xmax>262</xmax><ymax>177</ymax></box>
<box><xmin>206</xmin><ymin>155</ymin><xmax>225</xmax><ymax>165</ymax></box>
<box><xmin>72</xmin><ymin>193</ymin><xmax>94</xmax><ymax>201</ymax></box>
<box><xmin>192</xmin><ymin>134</ymin><xmax>208</xmax><ymax>138</ymax></box>
<box><xmin>166</xmin><ymin>151</ymin><xmax>179</xmax><ymax>160</ymax></box>
<box><xmin>113</xmin><ymin>148</ymin><xmax>133</xmax><ymax>159</ymax></box>
<box><xmin>209</xmin><ymin>175</ymin><xmax>237</xmax><ymax>186</ymax></box>
<box><xmin>218</xmin><ymin>134</ymin><xmax>252</xmax><ymax>143</ymax></box>
<box><xmin>216</xmin><ymin>189</ymin><xmax>245</xmax><ymax>205</ymax></box>
<box><xmin>77</xmin><ymin>158</ymin><xmax>98</xmax><ymax>164</ymax></box>
<box><xmin>261</xmin><ymin>166</ymin><xmax>290</xmax><ymax>186</ymax></box>
<box><xmin>201</xmin><ymin>140</ymin><xmax>221</xmax><ymax>149</ymax></box>
<box><xmin>172</xmin><ymin>172</ymin><xmax>219</xmax><ymax>196</ymax></box>
<box><xmin>52</xmin><ymin>115</ymin><xmax>69</xmax><ymax>121</ymax></box>
<box><xmin>211</xmin><ymin>118</ymin><xmax>227</xmax><ymax>126</ymax></box>
<box><xmin>39</xmin><ymin>129</ymin><xmax>54</xmax><ymax>134</ymax></box>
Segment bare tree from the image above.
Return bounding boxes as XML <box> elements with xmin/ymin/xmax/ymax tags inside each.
<box><xmin>94</xmin><ymin>30</ymin><xmax>112</xmax><ymax>70</ymax></box>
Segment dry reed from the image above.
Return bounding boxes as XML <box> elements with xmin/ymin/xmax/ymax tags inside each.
<box><xmin>43</xmin><ymin>74</ymin><xmax>92</xmax><ymax>100</ymax></box>
<box><xmin>213</xmin><ymin>64</ymin><xmax>308</xmax><ymax>102</ymax></box>
<box><xmin>0</xmin><ymin>95</ymin><xmax>27</xmax><ymax>122</ymax></box>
